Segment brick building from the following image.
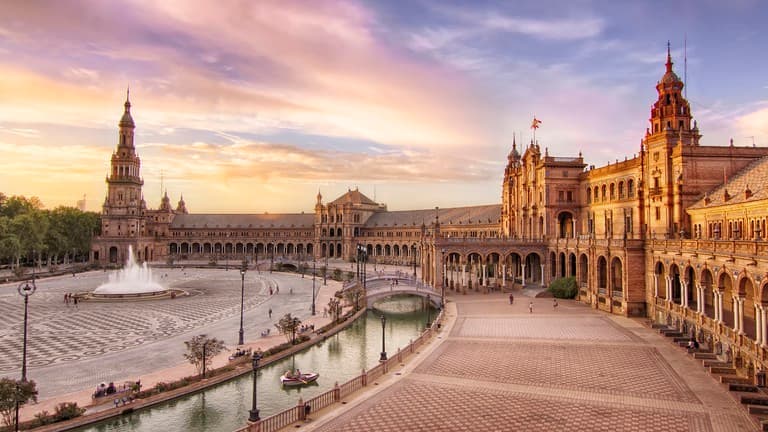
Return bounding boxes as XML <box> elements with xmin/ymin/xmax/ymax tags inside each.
<box><xmin>92</xmin><ymin>46</ymin><xmax>768</xmax><ymax>376</ymax></box>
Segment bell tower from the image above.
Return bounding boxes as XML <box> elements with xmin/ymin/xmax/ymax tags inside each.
<box><xmin>642</xmin><ymin>43</ymin><xmax>701</xmax><ymax>238</ymax></box>
<box><xmin>99</xmin><ymin>90</ymin><xmax>147</xmax><ymax>261</ymax></box>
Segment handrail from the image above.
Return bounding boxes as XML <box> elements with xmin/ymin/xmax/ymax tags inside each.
<box><xmin>235</xmin><ymin>308</ymin><xmax>445</xmax><ymax>432</ymax></box>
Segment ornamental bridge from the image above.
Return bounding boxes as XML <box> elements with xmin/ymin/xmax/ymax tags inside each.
<box><xmin>343</xmin><ymin>273</ymin><xmax>442</xmax><ymax>308</ymax></box>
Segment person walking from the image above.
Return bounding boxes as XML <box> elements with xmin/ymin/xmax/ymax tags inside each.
<box><xmin>73</xmin><ymin>296</ymin><xmax>79</xmax><ymax>309</ymax></box>
<box><xmin>553</xmin><ymin>299</ymin><xmax>558</xmax><ymax>310</ymax></box>
<box><xmin>268</xmin><ymin>308</ymin><xmax>272</xmax><ymax>318</ymax></box>
<box><xmin>509</xmin><ymin>293</ymin><xmax>514</xmax><ymax>304</ymax></box>
<box><xmin>528</xmin><ymin>301</ymin><xmax>533</xmax><ymax>314</ymax></box>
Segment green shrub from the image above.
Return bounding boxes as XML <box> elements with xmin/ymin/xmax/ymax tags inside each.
<box><xmin>53</xmin><ymin>402</ymin><xmax>85</xmax><ymax>421</ymax></box>
<box><xmin>548</xmin><ymin>276</ymin><xmax>578</xmax><ymax>299</ymax></box>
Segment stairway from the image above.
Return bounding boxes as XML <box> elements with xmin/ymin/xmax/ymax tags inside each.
<box><xmin>650</xmin><ymin>323</ymin><xmax>768</xmax><ymax>430</ymax></box>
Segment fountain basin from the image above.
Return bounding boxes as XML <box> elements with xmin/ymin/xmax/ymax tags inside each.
<box><xmin>81</xmin><ymin>288</ymin><xmax>188</xmax><ymax>302</ymax></box>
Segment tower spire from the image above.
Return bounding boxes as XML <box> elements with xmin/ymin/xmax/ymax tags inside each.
<box><xmin>665</xmin><ymin>40</ymin><xmax>673</xmax><ymax>73</ymax></box>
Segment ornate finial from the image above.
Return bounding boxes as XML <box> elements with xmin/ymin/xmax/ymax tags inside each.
<box><xmin>126</xmin><ymin>86</ymin><xmax>130</xmax><ymax>102</ymax></box>
<box><xmin>665</xmin><ymin>41</ymin><xmax>673</xmax><ymax>73</ymax></box>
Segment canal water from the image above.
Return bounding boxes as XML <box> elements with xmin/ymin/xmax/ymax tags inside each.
<box><xmin>76</xmin><ymin>295</ymin><xmax>434</xmax><ymax>432</ymax></box>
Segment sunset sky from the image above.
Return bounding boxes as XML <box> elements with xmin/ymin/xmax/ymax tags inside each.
<box><xmin>1</xmin><ymin>0</ymin><xmax>767</xmax><ymax>213</ymax></box>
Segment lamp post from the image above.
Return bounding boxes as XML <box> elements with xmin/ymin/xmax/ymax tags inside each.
<box><xmin>15</xmin><ymin>277</ymin><xmax>36</xmax><ymax>432</ymax></box>
<box><xmin>270</xmin><ymin>247</ymin><xmax>274</xmax><ymax>273</ymax></box>
<box><xmin>440</xmin><ymin>248</ymin><xmax>446</xmax><ymax>308</ymax></box>
<box><xmin>426</xmin><ymin>294</ymin><xmax>431</xmax><ymax>329</ymax></box>
<box><xmin>311</xmin><ymin>258</ymin><xmax>316</xmax><ymax>316</ymax></box>
<box><xmin>379</xmin><ymin>314</ymin><xmax>387</xmax><ymax>362</ymax></box>
<box><xmin>412</xmin><ymin>245</ymin><xmax>417</xmax><ymax>279</ymax></box>
<box><xmin>324</xmin><ymin>253</ymin><xmax>328</xmax><ymax>285</ymax></box>
<box><xmin>238</xmin><ymin>263</ymin><xmax>246</xmax><ymax>346</ymax></box>
<box><xmin>248</xmin><ymin>351</ymin><xmax>263</xmax><ymax>422</ymax></box>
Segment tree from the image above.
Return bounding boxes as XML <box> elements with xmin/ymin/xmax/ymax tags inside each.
<box><xmin>342</xmin><ymin>284</ymin><xmax>364</xmax><ymax>311</ymax></box>
<box><xmin>183</xmin><ymin>335</ymin><xmax>226</xmax><ymax>377</ymax></box>
<box><xmin>0</xmin><ymin>378</ymin><xmax>38</xmax><ymax>428</ymax></box>
<box><xmin>327</xmin><ymin>297</ymin><xmax>342</xmax><ymax>323</ymax></box>
<box><xmin>275</xmin><ymin>313</ymin><xmax>301</xmax><ymax>344</ymax></box>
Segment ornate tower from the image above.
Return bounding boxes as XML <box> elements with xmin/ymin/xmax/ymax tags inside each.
<box><xmin>642</xmin><ymin>43</ymin><xmax>701</xmax><ymax>238</ymax></box>
<box><xmin>98</xmin><ymin>90</ymin><xmax>147</xmax><ymax>262</ymax></box>
<box><xmin>501</xmin><ymin>136</ymin><xmax>521</xmax><ymax>237</ymax></box>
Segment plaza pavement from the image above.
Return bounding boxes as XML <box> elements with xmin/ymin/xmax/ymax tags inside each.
<box><xmin>303</xmin><ymin>290</ymin><xmax>760</xmax><ymax>432</ymax></box>
<box><xmin>0</xmin><ymin>265</ymin><xmax>343</xmax><ymax>422</ymax></box>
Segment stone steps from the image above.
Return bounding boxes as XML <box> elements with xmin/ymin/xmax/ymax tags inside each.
<box><xmin>720</xmin><ymin>375</ymin><xmax>752</xmax><ymax>385</ymax></box>
<box><xmin>731</xmin><ymin>383</ymin><xmax>760</xmax><ymax>393</ymax></box>
<box><xmin>694</xmin><ymin>352</ymin><xmax>718</xmax><ymax>360</ymax></box>
<box><xmin>710</xmin><ymin>366</ymin><xmax>738</xmax><ymax>375</ymax></box>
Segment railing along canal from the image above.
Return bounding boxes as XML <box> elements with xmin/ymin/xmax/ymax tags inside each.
<box><xmin>235</xmin><ymin>308</ymin><xmax>446</xmax><ymax>432</ymax></box>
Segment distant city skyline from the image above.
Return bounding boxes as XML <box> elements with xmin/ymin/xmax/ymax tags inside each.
<box><xmin>1</xmin><ymin>0</ymin><xmax>766</xmax><ymax>213</ymax></box>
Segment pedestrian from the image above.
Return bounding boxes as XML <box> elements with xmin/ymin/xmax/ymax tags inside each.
<box><xmin>553</xmin><ymin>299</ymin><xmax>558</xmax><ymax>310</ymax></box>
<box><xmin>528</xmin><ymin>301</ymin><xmax>533</xmax><ymax>313</ymax></box>
<box><xmin>268</xmin><ymin>308</ymin><xmax>272</xmax><ymax>318</ymax></box>
<box><xmin>269</xmin><ymin>287</ymin><xmax>273</xmax><ymax>295</ymax></box>
<box><xmin>73</xmin><ymin>296</ymin><xmax>78</xmax><ymax>308</ymax></box>
<box><xmin>64</xmin><ymin>293</ymin><xmax>69</xmax><ymax>305</ymax></box>
<box><xmin>509</xmin><ymin>293</ymin><xmax>514</xmax><ymax>304</ymax></box>
<box><xmin>323</xmin><ymin>307</ymin><xmax>328</xmax><ymax>318</ymax></box>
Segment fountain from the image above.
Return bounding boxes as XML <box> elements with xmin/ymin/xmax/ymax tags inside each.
<box><xmin>87</xmin><ymin>246</ymin><xmax>185</xmax><ymax>301</ymax></box>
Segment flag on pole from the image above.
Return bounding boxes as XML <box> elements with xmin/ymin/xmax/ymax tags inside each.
<box><xmin>531</xmin><ymin>117</ymin><xmax>542</xmax><ymax>130</ymax></box>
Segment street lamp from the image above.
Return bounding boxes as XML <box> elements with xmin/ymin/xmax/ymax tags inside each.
<box><xmin>426</xmin><ymin>294</ymin><xmax>431</xmax><ymax>329</ymax></box>
<box><xmin>379</xmin><ymin>314</ymin><xmax>387</xmax><ymax>362</ymax></box>
<box><xmin>270</xmin><ymin>247</ymin><xmax>274</xmax><ymax>273</ymax></box>
<box><xmin>15</xmin><ymin>277</ymin><xmax>36</xmax><ymax>432</ymax></box>
<box><xmin>248</xmin><ymin>351</ymin><xmax>263</xmax><ymax>422</ymax></box>
<box><xmin>412</xmin><ymin>245</ymin><xmax>417</xmax><ymax>279</ymax></box>
<box><xmin>311</xmin><ymin>258</ymin><xmax>316</xmax><ymax>316</ymax></box>
<box><xmin>324</xmin><ymin>252</ymin><xmax>328</xmax><ymax>285</ymax></box>
<box><xmin>441</xmin><ymin>248</ymin><xmax>446</xmax><ymax>308</ymax></box>
<box><xmin>238</xmin><ymin>263</ymin><xmax>247</xmax><ymax>346</ymax></box>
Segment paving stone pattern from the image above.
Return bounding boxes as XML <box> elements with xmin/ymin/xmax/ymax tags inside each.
<box><xmin>0</xmin><ymin>272</ymin><xmax>267</xmax><ymax>372</ymax></box>
<box><xmin>317</xmin><ymin>381</ymin><xmax>713</xmax><ymax>432</ymax></box>
<box><xmin>310</xmin><ymin>296</ymin><xmax>757</xmax><ymax>432</ymax></box>
<box><xmin>416</xmin><ymin>340</ymin><xmax>699</xmax><ymax>403</ymax></box>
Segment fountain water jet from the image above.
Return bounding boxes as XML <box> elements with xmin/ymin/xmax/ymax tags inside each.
<box><xmin>86</xmin><ymin>246</ymin><xmax>184</xmax><ymax>301</ymax></box>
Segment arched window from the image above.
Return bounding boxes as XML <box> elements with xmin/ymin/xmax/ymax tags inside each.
<box><xmin>601</xmin><ymin>185</ymin><xmax>606</xmax><ymax>201</ymax></box>
<box><xmin>618</xmin><ymin>182</ymin><xmax>624</xmax><ymax>199</ymax></box>
<box><xmin>587</xmin><ymin>188</ymin><xmax>592</xmax><ymax>203</ymax></box>
<box><xmin>609</xmin><ymin>183</ymin><xmax>615</xmax><ymax>200</ymax></box>
<box><xmin>628</xmin><ymin>179</ymin><xmax>635</xmax><ymax>197</ymax></box>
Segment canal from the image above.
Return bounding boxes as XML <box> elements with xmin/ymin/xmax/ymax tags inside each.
<box><xmin>76</xmin><ymin>295</ymin><xmax>434</xmax><ymax>432</ymax></box>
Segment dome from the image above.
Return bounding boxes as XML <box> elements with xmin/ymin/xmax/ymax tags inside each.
<box><xmin>119</xmin><ymin>89</ymin><xmax>135</xmax><ymax>128</ymax></box>
<box><xmin>660</xmin><ymin>70</ymin><xmax>681</xmax><ymax>85</ymax></box>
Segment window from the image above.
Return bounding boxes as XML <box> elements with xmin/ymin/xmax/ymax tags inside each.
<box><xmin>567</xmin><ymin>191</ymin><xmax>573</xmax><ymax>202</ymax></box>
<box><xmin>587</xmin><ymin>188</ymin><xmax>592</xmax><ymax>203</ymax></box>
<box><xmin>655</xmin><ymin>207</ymin><xmax>661</xmax><ymax>220</ymax></box>
<box><xmin>558</xmin><ymin>191</ymin><xmax>564</xmax><ymax>202</ymax></box>
<box><xmin>628</xmin><ymin>180</ymin><xmax>635</xmax><ymax>197</ymax></box>
<box><xmin>618</xmin><ymin>182</ymin><xmax>624</xmax><ymax>199</ymax></box>
<box><xmin>609</xmin><ymin>184</ymin><xmax>615</xmax><ymax>200</ymax></box>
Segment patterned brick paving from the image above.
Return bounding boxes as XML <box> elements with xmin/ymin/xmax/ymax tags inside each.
<box><xmin>452</xmin><ymin>316</ymin><xmax>642</xmax><ymax>342</ymax></box>
<box><xmin>315</xmin><ymin>381</ymin><xmax>713</xmax><ymax>432</ymax></box>
<box><xmin>416</xmin><ymin>340</ymin><xmax>699</xmax><ymax>403</ymax></box>
<box><xmin>307</xmin><ymin>295</ymin><xmax>758</xmax><ymax>432</ymax></box>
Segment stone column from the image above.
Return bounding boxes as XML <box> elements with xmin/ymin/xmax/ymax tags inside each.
<box><xmin>761</xmin><ymin>306</ymin><xmax>768</xmax><ymax>347</ymax></box>
<box><xmin>653</xmin><ymin>274</ymin><xmax>658</xmax><ymax>298</ymax></box>
<box><xmin>737</xmin><ymin>297</ymin><xmax>745</xmax><ymax>335</ymax></box>
<box><xmin>481</xmin><ymin>264</ymin><xmax>486</xmax><ymax>288</ymax></box>
<box><xmin>502</xmin><ymin>264</ymin><xmax>506</xmax><ymax>289</ymax></box>
<box><xmin>521</xmin><ymin>264</ymin><xmax>527</xmax><ymax>288</ymax></box>
<box><xmin>755</xmin><ymin>305</ymin><xmax>762</xmax><ymax>346</ymax></box>
<box><xmin>697</xmin><ymin>284</ymin><xmax>704</xmax><ymax>314</ymax></box>
<box><xmin>540</xmin><ymin>264</ymin><xmax>546</xmax><ymax>287</ymax></box>
<box><xmin>716</xmin><ymin>290</ymin><xmax>723</xmax><ymax>323</ymax></box>
<box><xmin>681</xmin><ymin>281</ymin><xmax>688</xmax><ymax>309</ymax></box>
<box><xmin>665</xmin><ymin>276</ymin><xmax>671</xmax><ymax>303</ymax></box>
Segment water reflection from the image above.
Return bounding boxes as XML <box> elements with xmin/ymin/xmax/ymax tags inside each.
<box><xmin>76</xmin><ymin>295</ymin><xmax>435</xmax><ymax>432</ymax></box>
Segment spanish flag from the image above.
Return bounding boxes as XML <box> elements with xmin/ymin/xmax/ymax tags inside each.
<box><xmin>531</xmin><ymin>117</ymin><xmax>542</xmax><ymax>130</ymax></box>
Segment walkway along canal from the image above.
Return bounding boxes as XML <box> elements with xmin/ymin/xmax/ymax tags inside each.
<box><xmin>72</xmin><ymin>295</ymin><xmax>436</xmax><ymax>432</ymax></box>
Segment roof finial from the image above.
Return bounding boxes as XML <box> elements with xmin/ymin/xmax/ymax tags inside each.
<box><xmin>665</xmin><ymin>40</ymin><xmax>673</xmax><ymax>73</ymax></box>
<box><xmin>126</xmin><ymin>86</ymin><xmax>130</xmax><ymax>103</ymax></box>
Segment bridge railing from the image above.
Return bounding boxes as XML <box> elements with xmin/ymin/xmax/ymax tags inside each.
<box><xmin>234</xmin><ymin>308</ymin><xmax>446</xmax><ymax>432</ymax></box>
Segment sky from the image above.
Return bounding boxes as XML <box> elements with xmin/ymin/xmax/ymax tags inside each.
<box><xmin>1</xmin><ymin>0</ymin><xmax>767</xmax><ymax>213</ymax></box>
